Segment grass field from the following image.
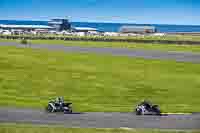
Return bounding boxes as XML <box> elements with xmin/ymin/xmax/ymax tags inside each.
<box><xmin>0</xmin><ymin>124</ymin><xmax>198</xmax><ymax>133</ymax></box>
<box><xmin>0</xmin><ymin>46</ymin><xmax>200</xmax><ymax>112</ymax></box>
<box><xmin>2</xmin><ymin>39</ymin><xmax>200</xmax><ymax>53</ymax></box>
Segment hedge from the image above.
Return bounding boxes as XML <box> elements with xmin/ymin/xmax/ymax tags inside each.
<box><xmin>1</xmin><ymin>35</ymin><xmax>200</xmax><ymax>45</ymax></box>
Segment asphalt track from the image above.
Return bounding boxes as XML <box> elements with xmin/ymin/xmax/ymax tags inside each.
<box><xmin>0</xmin><ymin>108</ymin><xmax>200</xmax><ymax>129</ymax></box>
<box><xmin>1</xmin><ymin>42</ymin><xmax>200</xmax><ymax>63</ymax></box>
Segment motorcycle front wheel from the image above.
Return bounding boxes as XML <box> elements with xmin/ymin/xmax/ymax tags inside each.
<box><xmin>46</xmin><ymin>104</ymin><xmax>54</xmax><ymax>113</ymax></box>
<box><xmin>135</xmin><ymin>108</ymin><xmax>142</xmax><ymax>115</ymax></box>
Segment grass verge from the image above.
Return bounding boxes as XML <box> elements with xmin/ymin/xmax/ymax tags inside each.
<box><xmin>0</xmin><ymin>123</ymin><xmax>199</xmax><ymax>133</ymax></box>
<box><xmin>1</xmin><ymin>39</ymin><xmax>200</xmax><ymax>53</ymax></box>
<box><xmin>0</xmin><ymin>46</ymin><xmax>200</xmax><ymax>112</ymax></box>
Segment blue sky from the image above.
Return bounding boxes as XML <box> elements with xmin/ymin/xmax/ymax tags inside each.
<box><xmin>0</xmin><ymin>0</ymin><xmax>199</xmax><ymax>25</ymax></box>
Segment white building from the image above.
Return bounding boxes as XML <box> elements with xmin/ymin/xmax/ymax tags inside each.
<box><xmin>103</xmin><ymin>32</ymin><xmax>119</xmax><ymax>36</ymax></box>
<box><xmin>151</xmin><ymin>33</ymin><xmax>166</xmax><ymax>36</ymax></box>
<box><xmin>1</xmin><ymin>30</ymin><xmax>12</xmax><ymax>35</ymax></box>
<box><xmin>72</xmin><ymin>27</ymin><xmax>99</xmax><ymax>33</ymax></box>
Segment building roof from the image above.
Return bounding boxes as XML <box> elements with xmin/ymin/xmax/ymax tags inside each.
<box><xmin>73</xmin><ymin>27</ymin><xmax>98</xmax><ymax>31</ymax></box>
<box><xmin>0</xmin><ymin>24</ymin><xmax>54</xmax><ymax>29</ymax></box>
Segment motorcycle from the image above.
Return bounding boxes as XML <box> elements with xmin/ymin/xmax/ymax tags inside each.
<box><xmin>46</xmin><ymin>97</ymin><xmax>72</xmax><ymax>114</ymax></box>
<box><xmin>135</xmin><ymin>100</ymin><xmax>161</xmax><ymax>115</ymax></box>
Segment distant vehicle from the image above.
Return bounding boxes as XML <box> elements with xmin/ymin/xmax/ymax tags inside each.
<box><xmin>135</xmin><ymin>100</ymin><xmax>161</xmax><ymax>115</ymax></box>
<box><xmin>46</xmin><ymin>97</ymin><xmax>72</xmax><ymax>114</ymax></box>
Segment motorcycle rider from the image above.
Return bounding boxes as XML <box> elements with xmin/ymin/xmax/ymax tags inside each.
<box><xmin>55</xmin><ymin>97</ymin><xmax>64</xmax><ymax>108</ymax></box>
<box><xmin>140</xmin><ymin>100</ymin><xmax>151</xmax><ymax>110</ymax></box>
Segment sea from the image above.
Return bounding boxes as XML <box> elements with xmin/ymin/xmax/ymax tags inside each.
<box><xmin>1</xmin><ymin>20</ymin><xmax>200</xmax><ymax>33</ymax></box>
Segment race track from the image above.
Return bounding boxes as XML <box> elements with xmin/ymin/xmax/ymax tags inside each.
<box><xmin>1</xmin><ymin>42</ymin><xmax>200</xmax><ymax>129</ymax></box>
<box><xmin>0</xmin><ymin>108</ymin><xmax>200</xmax><ymax>129</ymax></box>
<box><xmin>1</xmin><ymin>42</ymin><xmax>200</xmax><ymax>63</ymax></box>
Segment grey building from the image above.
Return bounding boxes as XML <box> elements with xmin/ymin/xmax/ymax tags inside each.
<box><xmin>48</xmin><ymin>18</ymin><xmax>71</xmax><ymax>31</ymax></box>
<box><xmin>119</xmin><ymin>26</ymin><xmax>157</xmax><ymax>33</ymax></box>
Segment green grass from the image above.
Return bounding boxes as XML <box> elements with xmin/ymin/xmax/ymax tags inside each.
<box><xmin>2</xmin><ymin>39</ymin><xmax>200</xmax><ymax>53</ymax></box>
<box><xmin>0</xmin><ymin>46</ymin><xmax>200</xmax><ymax>112</ymax></box>
<box><xmin>0</xmin><ymin>123</ymin><xmax>198</xmax><ymax>133</ymax></box>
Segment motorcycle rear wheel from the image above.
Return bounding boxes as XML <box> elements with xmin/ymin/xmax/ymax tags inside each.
<box><xmin>152</xmin><ymin>105</ymin><xmax>161</xmax><ymax>115</ymax></box>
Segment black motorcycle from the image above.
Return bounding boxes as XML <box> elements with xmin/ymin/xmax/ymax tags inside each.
<box><xmin>135</xmin><ymin>100</ymin><xmax>161</xmax><ymax>115</ymax></box>
<box><xmin>46</xmin><ymin>97</ymin><xmax>72</xmax><ymax>114</ymax></box>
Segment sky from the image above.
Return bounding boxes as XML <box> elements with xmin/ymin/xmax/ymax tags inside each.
<box><xmin>0</xmin><ymin>0</ymin><xmax>200</xmax><ymax>25</ymax></box>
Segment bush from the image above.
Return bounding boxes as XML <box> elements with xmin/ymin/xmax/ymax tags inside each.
<box><xmin>20</xmin><ymin>39</ymin><xmax>28</xmax><ymax>45</ymax></box>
